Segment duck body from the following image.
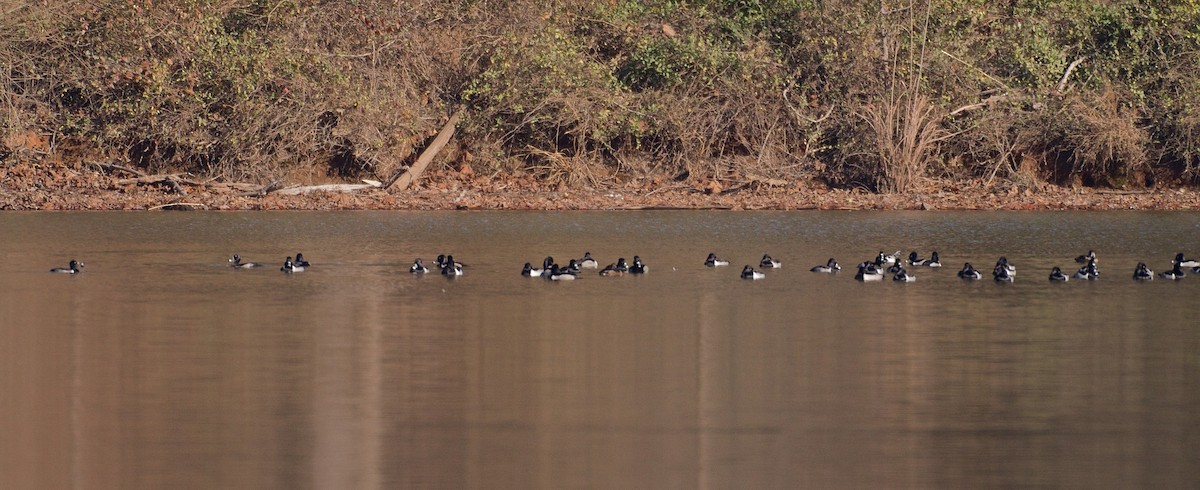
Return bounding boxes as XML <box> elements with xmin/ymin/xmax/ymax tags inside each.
<box><xmin>893</xmin><ymin>267</ymin><xmax>915</xmax><ymax>282</ymax></box>
<box><xmin>705</xmin><ymin>253</ymin><xmax>730</xmax><ymax>267</ymax></box>
<box><xmin>521</xmin><ymin>262</ymin><xmax>542</xmax><ymax>277</ymax></box>
<box><xmin>1160</xmin><ymin>264</ymin><xmax>1186</xmax><ymax>280</ymax></box>
<box><xmin>281</xmin><ymin>257</ymin><xmax>304</xmax><ymax>273</ymax></box>
<box><xmin>294</xmin><ymin>253</ymin><xmax>311</xmax><ymax>267</ymax></box>
<box><xmin>629</xmin><ymin>256</ymin><xmax>647</xmax><ymax>274</ymax></box>
<box><xmin>920</xmin><ymin>251</ymin><xmax>942</xmax><ymax>267</ymax></box>
<box><xmin>995</xmin><ymin>257</ymin><xmax>1016</xmax><ymax>276</ymax></box>
<box><xmin>1173</xmin><ymin>253</ymin><xmax>1200</xmax><ymax>268</ymax></box>
<box><xmin>1073</xmin><ymin>259</ymin><xmax>1099</xmax><ymax>280</ymax></box>
<box><xmin>1133</xmin><ymin>262</ymin><xmax>1154</xmax><ymax>281</ymax></box>
<box><xmin>1075</xmin><ymin>250</ymin><xmax>1097</xmax><ymax>264</ymax></box>
<box><xmin>958</xmin><ymin>263</ymin><xmax>982</xmax><ymax>280</ymax></box>
<box><xmin>877</xmin><ymin>250</ymin><xmax>900</xmax><ymax>266</ymax></box>
<box><xmin>994</xmin><ymin>265</ymin><xmax>1014</xmax><ymax>282</ymax></box>
<box><xmin>579</xmin><ymin>252</ymin><xmax>599</xmax><ymax>269</ymax></box>
<box><xmin>741</xmin><ymin>265</ymin><xmax>766</xmax><ymax>280</ymax></box>
<box><xmin>855</xmin><ymin>262</ymin><xmax>884</xmax><ymax>281</ymax></box>
<box><xmin>410</xmin><ymin>258</ymin><xmax>429</xmax><ymax>274</ymax></box>
<box><xmin>545</xmin><ymin>265</ymin><xmax>576</xmax><ymax>281</ymax></box>
<box><xmin>759</xmin><ymin>254</ymin><xmax>781</xmax><ymax>268</ymax></box>
<box><xmin>50</xmin><ymin>260</ymin><xmax>84</xmax><ymax>274</ymax></box>
<box><xmin>811</xmin><ymin>258</ymin><xmax>841</xmax><ymax>273</ymax></box>
<box><xmin>1048</xmin><ymin>267</ymin><xmax>1068</xmax><ymax>282</ymax></box>
<box><xmin>599</xmin><ymin>263</ymin><xmax>623</xmax><ymax>276</ymax></box>
<box><xmin>441</xmin><ymin>258</ymin><xmax>464</xmax><ymax>276</ymax></box>
<box><xmin>229</xmin><ymin>255</ymin><xmax>262</xmax><ymax>268</ymax></box>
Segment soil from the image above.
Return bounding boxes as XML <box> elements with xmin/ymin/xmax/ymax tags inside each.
<box><xmin>4</xmin><ymin>159</ymin><xmax>1200</xmax><ymax>211</ymax></box>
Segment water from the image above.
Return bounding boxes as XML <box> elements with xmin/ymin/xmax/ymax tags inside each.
<box><xmin>2</xmin><ymin>211</ymin><xmax>1199</xmax><ymax>489</ymax></box>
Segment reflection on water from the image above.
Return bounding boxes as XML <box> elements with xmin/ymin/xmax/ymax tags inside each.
<box><xmin>2</xmin><ymin>211</ymin><xmax>1200</xmax><ymax>488</ymax></box>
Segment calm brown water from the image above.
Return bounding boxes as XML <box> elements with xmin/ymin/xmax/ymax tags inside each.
<box><xmin>2</xmin><ymin>211</ymin><xmax>1199</xmax><ymax>489</ymax></box>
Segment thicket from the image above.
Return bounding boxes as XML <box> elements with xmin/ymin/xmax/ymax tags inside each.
<box><xmin>2</xmin><ymin>0</ymin><xmax>1199</xmax><ymax>191</ymax></box>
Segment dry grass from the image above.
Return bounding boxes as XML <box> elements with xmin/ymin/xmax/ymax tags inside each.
<box><xmin>860</xmin><ymin>90</ymin><xmax>945</xmax><ymax>193</ymax></box>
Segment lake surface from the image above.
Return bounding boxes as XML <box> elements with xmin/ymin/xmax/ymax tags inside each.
<box><xmin>2</xmin><ymin>211</ymin><xmax>1199</xmax><ymax>489</ymax></box>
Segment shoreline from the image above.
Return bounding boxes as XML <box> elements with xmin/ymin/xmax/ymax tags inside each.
<box><xmin>4</xmin><ymin>162</ymin><xmax>1200</xmax><ymax>211</ymax></box>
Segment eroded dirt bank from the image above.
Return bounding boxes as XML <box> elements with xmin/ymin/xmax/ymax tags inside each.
<box><xmin>4</xmin><ymin>160</ymin><xmax>1200</xmax><ymax>211</ymax></box>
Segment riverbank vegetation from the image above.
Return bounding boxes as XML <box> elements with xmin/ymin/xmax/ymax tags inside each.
<box><xmin>3</xmin><ymin>0</ymin><xmax>1200</xmax><ymax>195</ymax></box>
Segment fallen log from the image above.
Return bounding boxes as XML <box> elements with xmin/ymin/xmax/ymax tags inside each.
<box><xmin>386</xmin><ymin>110</ymin><xmax>463</xmax><ymax>191</ymax></box>
<box><xmin>272</xmin><ymin>182</ymin><xmax>381</xmax><ymax>195</ymax></box>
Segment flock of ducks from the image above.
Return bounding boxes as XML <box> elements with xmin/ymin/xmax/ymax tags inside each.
<box><xmin>45</xmin><ymin>249</ymin><xmax>1200</xmax><ymax>283</ymax></box>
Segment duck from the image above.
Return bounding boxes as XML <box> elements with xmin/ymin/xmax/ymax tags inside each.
<box><xmin>281</xmin><ymin>256</ymin><xmax>304</xmax><ymax>273</ymax></box>
<box><xmin>920</xmin><ymin>251</ymin><xmax>941</xmax><ymax>267</ymax></box>
<box><xmin>50</xmin><ymin>259</ymin><xmax>84</xmax><ymax>274</ymax></box>
<box><xmin>545</xmin><ymin>264</ymin><xmax>576</xmax><ymax>281</ymax></box>
<box><xmin>1172</xmin><ymin>253</ymin><xmax>1200</xmax><ymax>268</ymax></box>
<box><xmin>855</xmin><ymin>262</ymin><xmax>884</xmax><ymax>281</ymax></box>
<box><xmin>760</xmin><ymin>254</ymin><xmax>781</xmax><ymax>268</ymax></box>
<box><xmin>877</xmin><ymin>250</ymin><xmax>901</xmax><ymax>266</ymax></box>
<box><xmin>1160</xmin><ymin>263</ymin><xmax>1186</xmax><ymax>280</ymax></box>
<box><xmin>441</xmin><ymin>255</ymin><xmax>464</xmax><ymax>276</ymax></box>
<box><xmin>1048</xmin><ymin>267</ymin><xmax>1068</xmax><ymax>282</ymax></box>
<box><xmin>294</xmin><ymin>253</ymin><xmax>311</xmax><ymax>267</ymax></box>
<box><xmin>1133</xmin><ymin>262</ymin><xmax>1154</xmax><ymax>281</ymax></box>
<box><xmin>957</xmin><ymin>262</ymin><xmax>982</xmax><ymax>280</ymax></box>
<box><xmin>566</xmin><ymin>259</ymin><xmax>582</xmax><ymax>274</ymax></box>
<box><xmin>741</xmin><ymin>265</ymin><xmax>766</xmax><ymax>280</ymax></box>
<box><xmin>229</xmin><ymin>255</ymin><xmax>262</xmax><ymax>268</ymax></box>
<box><xmin>810</xmin><ymin>258</ymin><xmax>841</xmax><ymax>273</ymax></box>
<box><xmin>892</xmin><ymin>267</ymin><xmax>915</xmax><ymax>282</ymax></box>
<box><xmin>1072</xmin><ymin>258</ymin><xmax>1099</xmax><ymax>280</ymax></box>
<box><xmin>629</xmin><ymin>256</ymin><xmax>648</xmax><ymax>274</ymax></box>
<box><xmin>599</xmin><ymin>263</ymin><xmax>624</xmax><ymax>276</ymax></box>
<box><xmin>410</xmin><ymin>258</ymin><xmax>429</xmax><ymax>274</ymax></box>
<box><xmin>886</xmin><ymin>260</ymin><xmax>904</xmax><ymax>274</ymax></box>
<box><xmin>521</xmin><ymin>262</ymin><xmax>542</xmax><ymax>277</ymax></box>
<box><xmin>906</xmin><ymin>251</ymin><xmax>924</xmax><ymax>266</ymax></box>
<box><xmin>614</xmin><ymin>257</ymin><xmax>629</xmax><ymax>273</ymax></box>
<box><xmin>705</xmin><ymin>253</ymin><xmax>730</xmax><ymax>267</ymax></box>
<box><xmin>995</xmin><ymin>256</ymin><xmax>1016</xmax><ymax>276</ymax></box>
<box><xmin>1075</xmin><ymin>250</ymin><xmax>1097</xmax><ymax>264</ymax></box>
<box><xmin>578</xmin><ymin>252</ymin><xmax>599</xmax><ymax>269</ymax></box>
<box><xmin>993</xmin><ymin>264</ymin><xmax>1014</xmax><ymax>282</ymax></box>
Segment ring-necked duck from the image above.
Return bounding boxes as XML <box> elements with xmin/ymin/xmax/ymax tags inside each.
<box><xmin>229</xmin><ymin>255</ymin><xmax>262</xmax><ymax>268</ymax></box>
<box><xmin>546</xmin><ymin>264</ymin><xmax>576</xmax><ymax>281</ymax></box>
<box><xmin>907</xmin><ymin>251</ymin><xmax>924</xmax><ymax>266</ymax></box>
<box><xmin>629</xmin><ymin>256</ymin><xmax>647</xmax><ymax>274</ymax></box>
<box><xmin>705</xmin><ymin>253</ymin><xmax>730</xmax><ymax>267</ymax></box>
<box><xmin>599</xmin><ymin>262</ymin><xmax>623</xmax><ymax>276</ymax></box>
<box><xmin>441</xmin><ymin>255</ymin><xmax>464</xmax><ymax>276</ymax></box>
<box><xmin>855</xmin><ymin>262</ymin><xmax>884</xmax><ymax>281</ymax></box>
<box><xmin>50</xmin><ymin>260</ymin><xmax>84</xmax><ymax>273</ymax></box>
<box><xmin>295</xmin><ymin>253</ymin><xmax>311</xmax><ymax>267</ymax></box>
<box><xmin>958</xmin><ymin>263</ymin><xmax>982</xmax><ymax>280</ymax></box>
<box><xmin>877</xmin><ymin>250</ymin><xmax>900</xmax><ymax>266</ymax></box>
<box><xmin>1072</xmin><ymin>259</ymin><xmax>1099</xmax><ymax>280</ymax></box>
<box><xmin>811</xmin><ymin>258</ymin><xmax>841</xmax><ymax>273</ymax></box>
<box><xmin>921</xmin><ymin>251</ymin><xmax>941</xmax><ymax>267</ymax></box>
<box><xmin>281</xmin><ymin>256</ymin><xmax>304</xmax><ymax>273</ymax></box>
<box><xmin>410</xmin><ymin>258</ymin><xmax>429</xmax><ymax>274</ymax></box>
<box><xmin>579</xmin><ymin>252</ymin><xmax>598</xmax><ymax>269</ymax></box>
<box><xmin>886</xmin><ymin>260</ymin><xmax>904</xmax><ymax>274</ymax></box>
<box><xmin>1048</xmin><ymin>267</ymin><xmax>1068</xmax><ymax>282</ymax></box>
<box><xmin>1133</xmin><ymin>262</ymin><xmax>1154</xmax><ymax>281</ymax></box>
<box><xmin>994</xmin><ymin>265</ymin><xmax>1014</xmax><ymax>282</ymax></box>
<box><xmin>995</xmin><ymin>256</ymin><xmax>1016</xmax><ymax>276</ymax></box>
<box><xmin>1172</xmin><ymin>253</ymin><xmax>1200</xmax><ymax>268</ymax></box>
<box><xmin>521</xmin><ymin>262</ymin><xmax>542</xmax><ymax>277</ymax></box>
<box><xmin>1160</xmin><ymin>263</ymin><xmax>1186</xmax><ymax>280</ymax></box>
<box><xmin>893</xmin><ymin>267</ymin><xmax>915</xmax><ymax>282</ymax></box>
<box><xmin>760</xmin><ymin>254</ymin><xmax>781</xmax><ymax>268</ymax></box>
<box><xmin>741</xmin><ymin>265</ymin><xmax>766</xmax><ymax>280</ymax></box>
<box><xmin>1075</xmin><ymin>250</ymin><xmax>1097</xmax><ymax>263</ymax></box>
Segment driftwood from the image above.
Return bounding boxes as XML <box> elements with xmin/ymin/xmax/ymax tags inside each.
<box><xmin>1056</xmin><ymin>57</ymin><xmax>1087</xmax><ymax>92</ymax></box>
<box><xmin>386</xmin><ymin>110</ymin><xmax>463</xmax><ymax>191</ymax></box>
<box><xmin>147</xmin><ymin>202</ymin><xmax>207</xmax><ymax>211</ymax></box>
<box><xmin>272</xmin><ymin>182</ymin><xmax>381</xmax><ymax>195</ymax></box>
